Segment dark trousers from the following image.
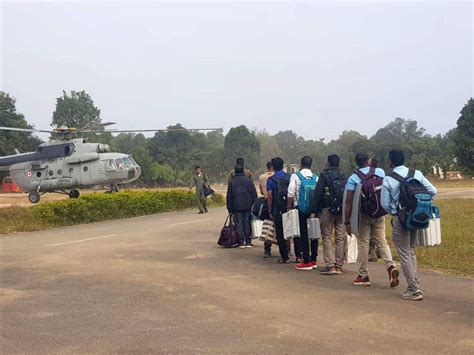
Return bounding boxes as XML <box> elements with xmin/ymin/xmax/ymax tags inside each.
<box><xmin>298</xmin><ymin>210</ymin><xmax>318</xmax><ymax>263</ymax></box>
<box><xmin>274</xmin><ymin>214</ymin><xmax>289</xmax><ymax>261</ymax></box>
<box><xmin>234</xmin><ymin>211</ymin><xmax>251</xmax><ymax>244</ymax></box>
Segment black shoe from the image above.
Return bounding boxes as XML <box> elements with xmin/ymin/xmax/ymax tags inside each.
<box><xmin>264</xmin><ymin>250</ymin><xmax>272</xmax><ymax>258</ymax></box>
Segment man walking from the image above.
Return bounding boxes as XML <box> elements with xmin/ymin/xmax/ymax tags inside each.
<box><xmin>227</xmin><ymin>164</ymin><xmax>258</xmax><ymax>248</ymax></box>
<box><xmin>267</xmin><ymin>157</ymin><xmax>292</xmax><ymax>263</ymax></box>
<box><xmin>344</xmin><ymin>153</ymin><xmax>399</xmax><ymax>287</ymax></box>
<box><xmin>313</xmin><ymin>154</ymin><xmax>346</xmax><ymax>275</ymax></box>
<box><xmin>288</xmin><ymin>156</ymin><xmax>318</xmax><ymax>270</ymax></box>
<box><xmin>381</xmin><ymin>150</ymin><xmax>437</xmax><ymax>301</ymax></box>
<box><xmin>228</xmin><ymin>158</ymin><xmax>253</xmax><ymax>182</ymax></box>
<box><xmin>259</xmin><ymin>161</ymin><xmax>274</xmax><ymax>198</ymax></box>
<box><xmin>189</xmin><ymin>166</ymin><xmax>209</xmax><ymax>214</ymax></box>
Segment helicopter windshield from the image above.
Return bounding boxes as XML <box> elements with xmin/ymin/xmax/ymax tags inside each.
<box><xmin>122</xmin><ymin>157</ymin><xmax>134</xmax><ymax>167</ymax></box>
<box><xmin>115</xmin><ymin>158</ymin><xmax>125</xmax><ymax>170</ymax></box>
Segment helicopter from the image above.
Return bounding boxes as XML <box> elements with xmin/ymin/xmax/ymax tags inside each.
<box><xmin>0</xmin><ymin>125</ymin><xmax>221</xmax><ymax>203</ymax></box>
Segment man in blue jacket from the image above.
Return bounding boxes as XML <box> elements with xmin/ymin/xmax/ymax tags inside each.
<box><xmin>381</xmin><ymin>150</ymin><xmax>437</xmax><ymax>301</ymax></box>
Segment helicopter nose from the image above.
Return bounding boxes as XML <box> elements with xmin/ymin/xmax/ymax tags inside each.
<box><xmin>127</xmin><ymin>167</ymin><xmax>141</xmax><ymax>179</ymax></box>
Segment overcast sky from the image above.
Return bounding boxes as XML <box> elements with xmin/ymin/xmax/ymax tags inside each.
<box><xmin>1</xmin><ymin>0</ymin><xmax>472</xmax><ymax>141</ymax></box>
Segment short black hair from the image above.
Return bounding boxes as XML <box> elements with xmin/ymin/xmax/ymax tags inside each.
<box><xmin>235</xmin><ymin>164</ymin><xmax>244</xmax><ymax>174</ymax></box>
<box><xmin>236</xmin><ymin>158</ymin><xmax>244</xmax><ymax>166</ymax></box>
<box><xmin>389</xmin><ymin>150</ymin><xmax>405</xmax><ymax>167</ymax></box>
<box><xmin>195</xmin><ymin>166</ymin><xmax>201</xmax><ymax>170</ymax></box>
<box><xmin>271</xmin><ymin>157</ymin><xmax>284</xmax><ymax>171</ymax></box>
<box><xmin>327</xmin><ymin>154</ymin><xmax>340</xmax><ymax>168</ymax></box>
<box><xmin>266</xmin><ymin>161</ymin><xmax>273</xmax><ymax>170</ymax></box>
<box><xmin>355</xmin><ymin>153</ymin><xmax>370</xmax><ymax>168</ymax></box>
<box><xmin>301</xmin><ymin>156</ymin><xmax>312</xmax><ymax>169</ymax></box>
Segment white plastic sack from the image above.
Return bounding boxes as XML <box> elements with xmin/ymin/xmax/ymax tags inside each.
<box><xmin>345</xmin><ymin>234</ymin><xmax>358</xmax><ymax>264</ymax></box>
<box><xmin>307</xmin><ymin>217</ymin><xmax>321</xmax><ymax>240</ymax></box>
<box><xmin>283</xmin><ymin>209</ymin><xmax>300</xmax><ymax>240</ymax></box>
<box><xmin>416</xmin><ymin>218</ymin><xmax>441</xmax><ymax>246</ymax></box>
<box><xmin>251</xmin><ymin>219</ymin><xmax>263</xmax><ymax>239</ymax></box>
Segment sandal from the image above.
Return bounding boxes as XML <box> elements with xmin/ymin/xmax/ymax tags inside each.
<box><xmin>278</xmin><ymin>259</ymin><xmax>290</xmax><ymax>264</ymax></box>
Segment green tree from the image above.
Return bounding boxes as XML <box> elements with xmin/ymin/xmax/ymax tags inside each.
<box><xmin>148</xmin><ymin>124</ymin><xmax>195</xmax><ymax>171</ymax></box>
<box><xmin>110</xmin><ymin>133</ymin><xmax>147</xmax><ymax>154</ymax></box>
<box><xmin>256</xmin><ymin>130</ymin><xmax>283</xmax><ymax>172</ymax></box>
<box><xmin>151</xmin><ymin>163</ymin><xmax>175</xmax><ymax>186</ymax></box>
<box><xmin>52</xmin><ymin>90</ymin><xmax>101</xmax><ymax>129</ymax></box>
<box><xmin>224</xmin><ymin>125</ymin><xmax>261</xmax><ymax>171</ymax></box>
<box><xmin>370</xmin><ymin>118</ymin><xmax>428</xmax><ymax>171</ymax></box>
<box><xmin>454</xmin><ymin>98</ymin><xmax>474</xmax><ymax>176</ymax></box>
<box><xmin>327</xmin><ymin>130</ymin><xmax>369</xmax><ymax>173</ymax></box>
<box><xmin>0</xmin><ymin>91</ymin><xmax>42</xmax><ymax>156</ymax></box>
<box><xmin>130</xmin><ymin>146</ymin><xmax>154</xmax><ymax>185</ymax></box>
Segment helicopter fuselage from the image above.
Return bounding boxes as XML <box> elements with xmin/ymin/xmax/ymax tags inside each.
<box><xmin>2</xmin><ymin>139</ymin><xmax>141</xmax><ymax>194</ymax></box>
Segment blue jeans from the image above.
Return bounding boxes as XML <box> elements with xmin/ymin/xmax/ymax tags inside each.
<box><xmin>234</xmin><ymin>211</ymin><xmax>251</xmax><ymax>245</ymax></box>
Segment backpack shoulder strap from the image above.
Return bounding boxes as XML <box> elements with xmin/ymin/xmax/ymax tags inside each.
<box><xmin>389</xmin><ymin>171</ymin><xmax>405</xmax><ymax>182</ymax></box>
<box><xmin>407</xmin><ymin>168</ymin><xmax>416</xmax><ymax>179</ymax></box>
<box><xmin>368</xmin><ymin>167</ymin><xmax>376</xmax><ymax>176</ymax></box>
<box><xmin>295</xmin><ymin>171</ymin><xmax>304</xmax><ymax>181</ymax></box>
<box><xmin>355</xmin><ymin>169</ymin><xmax>367</xmax><ymax>181</ymax></box>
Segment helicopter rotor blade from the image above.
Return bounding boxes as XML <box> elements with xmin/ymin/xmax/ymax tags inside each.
<box><xmin>0</xmin><ymin>126</ymin><xmax>54</xmax><ymax>134</ymax></box>
<box><xmin>79</xmin><ymin>128</ymin><xmax>223</xmax><ymax>134</ymax></box>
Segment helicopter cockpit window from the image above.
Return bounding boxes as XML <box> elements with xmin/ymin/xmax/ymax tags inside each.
<box><xmin>122</xmin><ymin>157</ymin><xmax>133</xmax><ymax>167</ymax></box>
<box><xmin>105</xmin><ymin>159</ymin><xmax>116</xmax><ymax>172</ymax></box>
<box><xmin>129</xmin><ymin>157</ymin><xmax>138</xmax><ymax>166</ymax></box>
<box><xmin>115</xmin><ymin>158</ymin><xmax>125</xmax><ymax>170</ymax></box>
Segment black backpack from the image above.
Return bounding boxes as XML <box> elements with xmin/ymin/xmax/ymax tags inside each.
<box><xmin>324</xmin><ymin>170</ymin><xmax>347</xmax><ymax>215</ymax></box>
<box><xmin>252</xmin><ymin>197</ymin><xmax>269</xmax><ymax>221</ymax></box>
<box><xmin>269</xmin><ymin>173</ymin><xmax>291</xmax><ymax>214</ymax></box>
<box><xmin>389</xmin><ymin>169</ymin><xmax>434</xmax><ymax>230</ymax></box>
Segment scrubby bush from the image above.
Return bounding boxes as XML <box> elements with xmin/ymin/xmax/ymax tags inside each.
<box><xmin>1</xmin><ymin>190</ymin><xmax>225</xmax><ymax>233</ymax></box>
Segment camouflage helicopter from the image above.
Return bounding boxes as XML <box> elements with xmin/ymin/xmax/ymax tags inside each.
<box><xmin>0</xmin><ymin>124</ymin><xmax>221</xmax><ymax>203</ymax></box>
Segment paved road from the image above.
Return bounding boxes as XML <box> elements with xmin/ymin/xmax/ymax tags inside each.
<box><xmin>1</xmin><ymin>207</ymin><xmax>473</xmax><ymax>353</ymax></box>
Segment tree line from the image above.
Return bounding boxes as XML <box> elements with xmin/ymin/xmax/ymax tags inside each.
<box><xmin>1</xmin><ymin>90</ymin><xmax>473</xmax><ymax>185</ymax></box>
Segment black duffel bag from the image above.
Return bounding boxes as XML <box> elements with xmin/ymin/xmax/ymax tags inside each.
<box><xmin>217</xmin><ymin>214</ymin><xmax>239</xmax><ymax>248</ymax></box>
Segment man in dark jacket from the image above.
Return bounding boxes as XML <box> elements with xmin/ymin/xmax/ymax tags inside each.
<box><xmin>227</xmin><ymin>164</ymin><xmax>258</xmax><ymax>248</ymax></box>
<box><xmin>312</xmin><ymin>154</ymin><xmax>347</xmax><ymax>275</ymax></box>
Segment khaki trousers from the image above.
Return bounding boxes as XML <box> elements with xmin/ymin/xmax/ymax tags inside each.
<box><xmin>357</xmin><ymin>215</ymin><xmax>394</xmax><ymax>276</ymax></box>
<box><xmin>320</xmin><ymin>208</ymin><xmax>346</xmax><ymax>268</ymax></box>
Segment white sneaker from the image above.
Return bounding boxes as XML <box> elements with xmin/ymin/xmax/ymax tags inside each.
<box><xmin>401</xmin><ymin>290</ymin><xmax>423</xmax><ymax>301</ymax></box>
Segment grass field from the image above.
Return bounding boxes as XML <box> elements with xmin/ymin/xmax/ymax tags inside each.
<box><xmin>385</xmin><ymin>199</ymin><xmax>474</xmax><ymax>277</ymax></box>
<box><xmin>430</xmin><ymin>178</ymin><xmax>474</xmax><ymax>188</ymax></box>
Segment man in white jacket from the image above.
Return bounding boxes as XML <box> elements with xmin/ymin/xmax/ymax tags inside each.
<box><xmin>287</xmin><ymin>156</ymin><xmax>318</xmax><ymax>270</ymax></box>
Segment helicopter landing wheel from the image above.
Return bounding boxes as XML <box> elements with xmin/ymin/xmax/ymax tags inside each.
<box><xmin>111</xmin><ymin>184</ymin><xmax>119</xmax><ymax>193</ymax></box>
<box><xmin>69</xmin><ymin>189</ymin><xmax>80</xmax><ymax>199</ymax></box>
<box><xmin>28</xmin><ymin>192</ymin><xmax>40</xmax><ymax>204</ymax></box>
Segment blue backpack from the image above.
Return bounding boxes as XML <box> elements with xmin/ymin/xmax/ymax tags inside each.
<box><xmin>296</xmin><ymin>172</ymin><xmax>317</xmax><ymax>215</ymax></box>
<box><xmin>389</xmin><ymin>169</ymin><xmax>435</xmax><ymax>230</ymax></box>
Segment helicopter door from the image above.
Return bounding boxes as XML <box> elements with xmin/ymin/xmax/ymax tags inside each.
<box><xmin>80</xmin><ymin>162</ymin><xmax>92</xmax><ymax>186</ymax></box>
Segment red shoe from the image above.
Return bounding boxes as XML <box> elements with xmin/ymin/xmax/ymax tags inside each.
<box><xmin>311</xmin><ymin>261</ymin><xmax>318</xmax><ymax>270</ymax></box>
<box><xmin>295</xmin><ymin>262</ymin><xmax>314</xmax><ymax>271</ymax></box>
<box><xmin>353</xmin><ymin>275</ymin><xmax>371</xmax><ymax>286</ymax></box>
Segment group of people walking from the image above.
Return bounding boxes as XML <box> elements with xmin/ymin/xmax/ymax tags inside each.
<box><xmin>224</xmin><ymin>150</ymin><xmax>437</xmax><ymax>301</ymax></box>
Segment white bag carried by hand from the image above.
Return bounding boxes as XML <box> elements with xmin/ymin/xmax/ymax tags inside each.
<box><xmin>251</xmin><ymin>219</ymin><xmax>263</xmax><ymax>239</ymax></box>
<box><xmin>282</xmin><ymin>209</ymin><xmax>300</xmax><ymax>240</ymax></box>
<box><xmin>345</xmin><ymin>234</ymin><xmax>358</xmax><ymax>264</ymax></box>
<box><xmin>416</xmin><ymin>217</ymin><xmax>441</xmax><ymax>246</ymax></box>
<box><xmin>307</xmin><ymin>217</ymin><xmax>321</xmax><ymax>240</ymax></box>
